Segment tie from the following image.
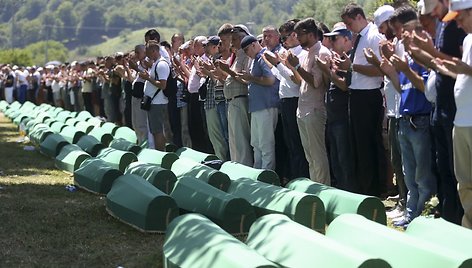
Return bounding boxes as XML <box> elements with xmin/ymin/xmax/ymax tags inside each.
<box><xmin>346</xmin><ymin>33</ymin><xmax>361</xmax><ymax>87</ymax></box>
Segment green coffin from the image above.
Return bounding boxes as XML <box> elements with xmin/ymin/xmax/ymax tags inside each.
<box><xmin>171</xmin><ymin>158</ymin><xmax>231</xmax><ymax>191</ymax></box>
<box><xmin>326</xmin><ymin>214</ymin><xmax>472</xmax><ymax>268</ymax></box>
<box><xmin>86</xmin><ymin>117</ymin><xmax>104</xmax><ymax>127</ymax></box>
<box><xmin>55</xmin><ymin>110</ymin><xmax>73</xmax><ymax>123</ymax></box>
<box><xmin>75</xmin><ymin>121</ymin><xmax>95</xmax><ymax>134</ymax></box>
<box><xmin>114</xmin><ymin>127</ymin><xmax>137</xmax><ymax>144</ymax></box>
<box><xmin>40</xmin><ymin>133</ymin><xmax>70</xmax><ymax>158</ymax></box>
<box><xmin>165</xmin><ymin>143</ymin><xmax>178</xmax><ymax>153</ymax></box>
<box><xmin>246</xmin><ymin>214</ymin><xmax>391</xmax><ymax>268</ymax></box>
<box><xmin>74</xmin><ymin>158</ymin><xmax>123</xmax><ymax>194</ymax></box>
<box><xmin>228</xmin><ymin>178</ymin><xmax>326</xmax><ymax>233</ymax></box>
<box><xmin>76</xmin><ymin>135</ymin><xmax>105</xmax><ymax>157</ymax></box>
<box><xmin>220</xmin><ymin>161</ymin><xmax>280</xmax><ymax>186</ymax></box>
<box><xmin>51</xmin><ymin>107</ymin><xmax>64</xmax><ymax>117</ymax></box>
<box><xmin>406</xmin><ymin>216</ymin><xmax>472</xmax><ymax>256</ymax></box>
<box><xmin>97</xmin><ymin>147</ymin><xmax>137</xmax><ymax>172</ymax></box>
<box><xmin>125</xmin><ymin>162</ymin><xmax>177</xmax><ymax>194</ymax></box>
<box><xmin>137</xmin><ymin>148</ymin><xmax>179</xmax><ymax>169</ymax></box>
<box><xmin>163</xmin><ymin>213</ymin><xmax>277</xmax><ymax>268</ymax></box>
<box><xmin>0</xmin><ymin>100</ymin><xmax>8</xmax><ymax>111</ymax></box>
<box><xmin>65</xmin><ymin>118</ymin><xmax>80</xmax><ymax>126</ymax></box>
<box><xmin>175</xmin><ymin>147</ymin><xmax>219</xmax><ymax>162</ymax></box>
<box><xmin>50</xmin><ymin>121</ymin><xmax>67</xmax><ymax>133</ymax></box>
<box><xmin>20</xmin><ymin>101</ymin><xmax>35</xmax><ymax>111</ymax></box>
<box><xmin>13</xmin><ymin>114</ymin><xmax>28</xmax><ymax>126</ymax></box>
<box><xmin>88</xmin><ymin>127</ymin><xmax>114</xmax><ymax>146</ymax></box>
<box><xmin>75</xmin><ymin>111</ymin><xmax>93</xmax><ymax>121</ymax></box>
<box><xmin>29</xmin><ymin>126</ymin><xmax>53</xmax><ymax>146</ymax></box>
<box><xmin>6</xmin><ymin>109</ymin><xmax>21</xmax><ymax>120</ymax></box>
<box><xmin>170</xmin><ymin>176</ymin><xmax>255</xmax><ymax>234</ymax></box>
<box><xmin>44</xmin><ymin>118</ymin><xmax>57</xmax><ymax>127</ymax></box>
<box><xmin>106</xmin><ymin>174</ymin><xmax>179</xmax><ymax>232</ymax></box>
<box><xmin>55</xmin><ymin>144</ymin><xmax>91</xmax><ymax>173</ymax></box>
<box><xmin>109</xmin><ymin>138</ymin><xmax>142</xmax><ymax>155</ymax></box>
<box><xmin>100</xmin><ymin>122</ymin><xmax>119</xmax><ymax>135</ymax></box>
<box><xmin>60</xmin><ymin>126</ymin><xmax>86</xmax><ymax>144</ymax></box>
<box><xmin>286</xmin><ymin>178</ymin><xmax>386</xmax><ymax>225</ymax></box>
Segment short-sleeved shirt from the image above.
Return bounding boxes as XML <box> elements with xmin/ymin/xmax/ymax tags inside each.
<box><xmin>82</xmin><ymin>68</ymin><xmax>94</xmax><ymax>93</ymax></box>
<box><xmin>223</xmin><ymin>49</ymin><xmax>252</xmax><ymax>99</ymax></box>
<box><xmin>248</xmin><ymin>50</ymin><xmax>279</xmax><ymax>113</ymax></box>
<box><xmin>454</xmin><ymin>34</ymin><xmax>472</xmax><ymax>127</ymax></box>
<box><xmin>297</xmin><ymin>41</ymin><xmax>331</xmax><ymax>118</ymax></box>
<box><xmin>350</xmin><ymin>23</ymin><xmax>385</xmax><ymax>90</ymax></box>
<box><xmin>144</xmin><ymin>58</ymin><xmax>170</xmax><ymax>105</ymax></box>
<box><xmin>398</xmin><ymin>56</ymin><xmax>431</xmax><ymax>116</ymax></box>
<box><xmin>433</xmin><ymin>20</ymin><xmax>466</xmax><ymax>126</ymax></box>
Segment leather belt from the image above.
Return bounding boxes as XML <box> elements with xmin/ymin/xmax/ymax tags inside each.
<box><xmin>226</xmin><ymin>94</ymin><xmax>247</xmax><ymax>102</ymax></box>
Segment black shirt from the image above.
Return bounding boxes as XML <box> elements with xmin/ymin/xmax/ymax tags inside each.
<box><xmin>326</xmin><ymin>71</ymin><xmax>349</xmax><ymax>124</ymax></box>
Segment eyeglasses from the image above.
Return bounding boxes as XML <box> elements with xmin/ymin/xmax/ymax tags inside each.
<box><xmin>280</xmin><ymin>32</ymin><xmax>293</xmax><ymax>42</ymax></box>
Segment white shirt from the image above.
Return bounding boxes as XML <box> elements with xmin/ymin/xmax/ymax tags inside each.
<box><xmin>271</xmin><ymin>45</ymin><xmax>307</xmax><ymax>98</ymax></box>
<box><xmin>350</xmin><ymin>23</ymin><xmax>385</xmax><ymax>90</ymax></box>
<box><xmin>81</xmin><ymin>68</ymin><xmax>94</xmax><ymax>93</ymax></box>
<box><xmin>188</xmin><ymin>54</ymin><xmax>209</xmax><ymax>93</ymax></box>
<box><xmin>384</xmin><ymin>38</ymin><xmax>404</xmax><ymax>118</ymax></box>
<box><xmin>454</xmin><ymin>34</ymin><xmax>472</xmax><ymax>127</ymax></box>
<box><xmin>16</xmin><ymin>70</ymin><xmax>28</xmax><ymax>86</ymax></box>
<box><xmin>144</xmin><ymin>57</ymin><xmax>170</xmax><ymax>105</ymax></box>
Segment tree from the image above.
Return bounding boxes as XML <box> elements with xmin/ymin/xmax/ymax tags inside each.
<box><xmin>0</xmin><ymin>49</ymin><xmax>33</xmax><ymax>66</ymax></box>
<box><xmin>24</xmin><ymin>40</ymin><xmax>69</xmax><ymax>66</ymax></box>
<box><xmin>76</xmin><ymin>3</ymin><xmax>106</xmax><ymax>44</ymax></box>
<box><xmin>55</xmin><ymin>1</ymin><xmax>77</xmax><ymax>40</ymax></box>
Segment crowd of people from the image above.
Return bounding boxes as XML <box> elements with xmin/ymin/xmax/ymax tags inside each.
<box><xmin>1</xmin><ymin>0</ymin><xmax>471</xmax><ymax>230</ymax></box>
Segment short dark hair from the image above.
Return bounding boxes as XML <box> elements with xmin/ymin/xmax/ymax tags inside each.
<box><xmin>145</xmin><ymin>29</ymin><xmax>161</xmax><ymax>42</ymax></box>
<box><xmin>341</xmin><ymin>3</ymin><xmax>366</xmax><ymax>20</ymax></box>
<box><xmin>146</xmin><ymin>40</ymin><xmax>160</xmax><ymax>52</ymax></box>
<box><xmin>294</xmin><ymin>18</ymin><xmax>320</xmax><ymax>38</ymax></box>
<box><xmin>160</xmin><ymin>41</ymin><xmax>171</xmax><ymax>50</ymax></box>
<box><xmin>279</xmin><ymin>19</ymin><xmax>300</xmax><ymax>34</ymax></box>
<box><xmin>135</xmin><ymin>44</ymin><xmax>145</xmax><ymax>52</ymax></box>
<box><xmin>218</xmin><ymin>23</ymin><xmax>233</xmax><ymax>36</ymax></box>
<box><xmin>171</xmin><ymin>33</ymin><xmax>185</xmax><ymax>43</ymax></box>
<box><xmin>390</xmin><ymin>5</ymin><xmax>418</xmax><ymax>25</ymax></box>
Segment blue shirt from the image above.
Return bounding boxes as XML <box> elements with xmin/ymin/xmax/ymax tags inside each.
<box><xmin>248</xmin><ymin>50</ymin><xmax>279</xmax><ymax>113</ymax></box>
<box><xmin>399</xmin><ymin>57</ymin><xmax>431</xmax><ymax>116</ymax></box>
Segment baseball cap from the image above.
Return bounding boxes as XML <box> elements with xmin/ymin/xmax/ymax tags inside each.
<box><xmin>240</xmin><ymin>35</ymin><xmax>258</xmax><ymax>50</ymax></box>
<box><xmin>323</xmin><ymin>26</ymin><xmax>352</xmax><ymax>39</ymax></box>
<box><xmin>374</xmin><ymin>5</ymin><xmax>394</xmax><ymax>27</ymax></box>
<box><xmin>421</xmin><ymin>0</ymin><xmax>439</xmax><ymax>15</ymax></box>
<box><xmin>203</xmin><ymin>36</ymin><xmax>221</xmax><ymax>46</ymax></box>
<box><xmin>232</xmin><ymin>24</ymin><xmax>251</xmax><ymax>35</ymax></box>
<box><xmin>443</xmin><ymin>0</ymin><xmax>472</xmax><ymax>21</ymax></box>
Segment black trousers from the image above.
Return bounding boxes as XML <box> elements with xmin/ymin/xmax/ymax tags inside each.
<box><xmin>188</xmin><ymin>93</ymin><xmax>213</xmax><ymax>153</ymax></box>
<box><xmin>168</xmin><ymin>95</ymin><xmax>182</xmax><ymax>147</ymax></box>
<box><xmin>349</xmin><ymin>89</ymin><xmax>387</xmax><ymax>196</ymax></box>
<box><xmin>82</xmin><ymin>92</ymin><xmax>94</xmax><ymax>116</ymax></box>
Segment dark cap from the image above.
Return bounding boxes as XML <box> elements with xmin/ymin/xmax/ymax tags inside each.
<box><xmin>323</xmin><ymin>26</ymin><xmax>352</xmax><ymax>39</ymax></box>
<box><xmin>240</xmin><ymin>35</ymin><xmax>258</xmax><ymax>49</ymax></box>
<box><xmin>203</xmin><ymin>36</ymin><xmax>221</xmax><ymax>46</ymax></box>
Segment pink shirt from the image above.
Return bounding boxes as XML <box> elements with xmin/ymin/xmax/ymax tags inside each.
<box><xmin>297</xmin><ymin>41</ymin><xmax>331</xmax><ymax>118</ymax></box>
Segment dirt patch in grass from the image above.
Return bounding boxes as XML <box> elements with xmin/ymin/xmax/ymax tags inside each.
<box><xmin>0</xmin><ymin>114</ymin><xmax>164</xmax><ymax>267</ymax></box>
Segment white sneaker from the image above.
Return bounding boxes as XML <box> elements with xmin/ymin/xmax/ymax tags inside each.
<box><xmin>387</xmin><ymin>207</ymin><xmax>405</xmax><ymax>219</ymax></box>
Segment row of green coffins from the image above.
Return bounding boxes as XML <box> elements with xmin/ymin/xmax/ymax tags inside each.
<box><xmin>3</xmin><ymin>101</ymin><xmax>387</xmax><ymax>230</ymax></box>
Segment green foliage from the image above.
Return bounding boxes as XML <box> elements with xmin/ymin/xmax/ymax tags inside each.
<box><xmin>0</xmin><ymin>49</ymin><xmax>32</xmax><ymax>66</ymax></box>
<box><xmin>24</xmin><ymin>40</ymin><xmax>69</xmax><ymax>66</ymax></box>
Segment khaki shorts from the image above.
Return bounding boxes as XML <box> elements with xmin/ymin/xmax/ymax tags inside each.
<box><xmin>147</xmin><ymin>104</ymin><xmax>168</xmax><ymax>134</ymax></box>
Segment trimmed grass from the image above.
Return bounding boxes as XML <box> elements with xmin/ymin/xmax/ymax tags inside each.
<box><xmin>0</xmin><ymin>114</ymin><xmax>164</xmax><ymax>267</ymax></box>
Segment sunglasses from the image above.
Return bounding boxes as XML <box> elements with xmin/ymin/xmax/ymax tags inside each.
<box><xmin>281</xmin><ymin>32</ymin><xmax>293</xmax><ymax>42</ymax></box>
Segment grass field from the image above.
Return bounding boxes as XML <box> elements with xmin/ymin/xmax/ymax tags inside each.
<box><xmin>0</xmin><ymin>114</ymin><xmax>165</xmax><ymax>267</ymax></box>
<box><xmin>68</xmin><ymin>27</ymin><xmax>179</xmax><ymax>61</ymax></box>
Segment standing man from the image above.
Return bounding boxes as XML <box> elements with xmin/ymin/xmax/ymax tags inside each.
<box><xmin>337</xmin><ymin>4</ymin><xmax>387</xmax><ymax>195</ymax></box>
<box><xmin>140</xmin><ymin>41</ymin><xmax>170</xmax><ymax>151</ymax></box>
<box><xmin>287</xmin><ymin>18</ymin><xmax>331</xmax><ymax>185</ymax></box>
<box><xmin>238</xmin><ymin>35</ymin><xmax>279</xmax><ymax>169</ymax></box>
<box><xmin>216</xmin><ymin>25</ymin><xmax>253</xmax><ymax>166</ymax></box>
<box><xmin>264</xmin><ymin>19</ymin><xmax>310</xmax><ymax>181</ymax></box>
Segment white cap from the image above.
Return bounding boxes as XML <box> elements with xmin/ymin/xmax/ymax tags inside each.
<box><xmin>374</xmin><ymin>5</ymin><xmax>394</xmax><ymax>27</ymax></box>
<box><xmin>443</xmin><ymin>0</ymin><xmax>472</xmax><ymax>21</ymax></box>
<box><xmin>421</xmin><ymin>0</ymin><xmax>439</xmax><ymax>15</ymax></box>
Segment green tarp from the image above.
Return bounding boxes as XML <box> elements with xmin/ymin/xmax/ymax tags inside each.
<box><xmin>286</xmin><ymin>178</ymin><xmax>386</xmax><ymax>224</ymax></box>
<box><xmin>114</xmin><ymin>127</ymin><xmax>137</xmax><ymax>144</ymax></box>
<box><xmin>326</xmin><ymin>214</ymin><xmax>472</xmax><ymax>268</ymax></box>
<box><xmin>175</xmin><ymin>147</ymin><xmax>219</xmax><ymax>162</ymax></box>
<box><xmin>86</xmin><ymin>117</ymin><xmax>104</xmax><ymax>127</ymax></box>
<box><xmin>88</xmin><ymin>127</ymin><xmax>114</xmax><ymax>146</ymax></box>
<box><xmin>74</xmin><ymin>158</ymin><xmax>123</xmax><ymax>194</ymax></box>
<box><xmin>228</xmin><ymin>178</ymin><xmax>326</xmax><ymax>233</ymax></box>
<box><xmin>65</xmin><ymin>118</ymin><xmax>80</xmax><ymax>126</ymax></box>
<box><xmin>406</xmin><ymin>216</ymin><xmax>472</xmax><ymax>257</ymax></box>
<box><xmin>55</xmin><ymin>144</ymin><xmax>91</xmax><ymax>173</ymax></box>
<box><xmin>137</xmin><ymin>148</ymin><xmax>179</xmax><ymax>169</ymax></box>
<box><xmin>97</xmin><ymin>147</ymin><xmax>137</xmax><ymax>172</ymax></box>
<box><xmin>76</xmin><ymin>135</ymin><xmax>105</xmax><ymax>157</ymax></box>
<box><xmin>246</xmin><ymin>214</ymin><xmax>391</xmax><ymax>268</ymax></box>
<box><xmin>106</xmin><ymin>174</ymin><xmax>179</xmax><ymax>232</ymax></box>
<box><xmin>29</xmin><ymin>125</ymin><xmax>53</xmax><ymax>146</ymax></box>
<box><xmin>125</xmin><ymin>162</ymin><xmax>177</xmax><ymax>194</ymax></box>
<box><xmin>219</xmin><ymin>161</ymin><xmax>280</xmax><ymax>186</ymax></box>
<box><xmin>109</xmin><ymin>138</ymin><xmax>142</xmax><ymax>155</ymax></box>
<box><xmin>163</xmin><ymin>214</ymin><xmax>277</xmax><ymax>268</ymax></box>
<box><xmin>40</xmin><ymin>133</ymin><xmax>70</xmax><ymax>158</ymax></box>
<box><xmin>60</xmin><ymin>126</ymin><xmax>85</xmax><ymax>144</ymax></box>
<box><xmin>171</xmin><ymin>158</ymin><xmax>231</xmax><ymax>191</ymax></box>
<box><xmin>170</xmin><ymin>176</ymin><xmax>255</xmax><ymax>234</ymax></box>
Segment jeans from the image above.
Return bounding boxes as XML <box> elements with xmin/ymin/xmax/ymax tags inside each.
<box><xmin>18</xmin><ymin>84</ymin><xmax>27</xmax><ymax>104</ymax></box>
<box><xmin>398</xmin><ymin>115</ymin><xmax>437</xmax><ymax>219</ymax></box>
<box><xmin>216</xmin><ymin>101</ymin><xmax>229</xmax><ymax>142</ymax></box>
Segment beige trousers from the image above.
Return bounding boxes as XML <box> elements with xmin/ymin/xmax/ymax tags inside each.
<box><xmin>453</xmin><ymin>126</ymin><xmax>472</xmax><ymax>229</ymax></box>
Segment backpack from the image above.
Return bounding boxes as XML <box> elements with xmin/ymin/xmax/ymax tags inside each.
<box><xmin>155</xmin><ymin>59</ymin><xmax>177</xmax><ymax>99</ymax></box>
